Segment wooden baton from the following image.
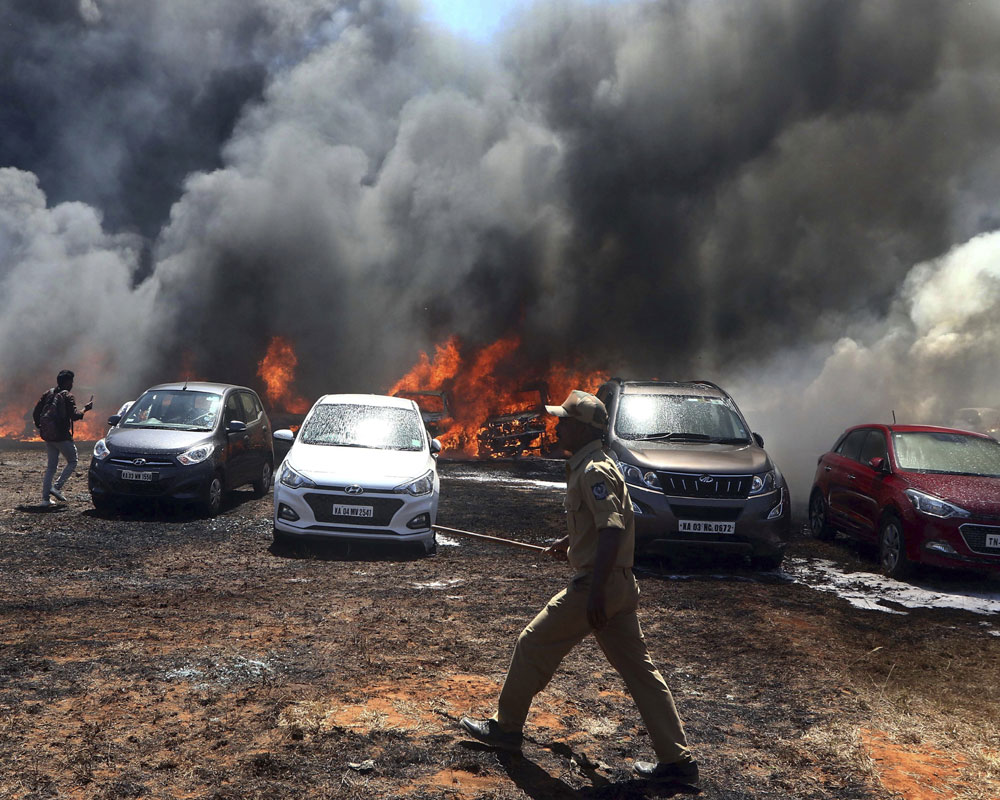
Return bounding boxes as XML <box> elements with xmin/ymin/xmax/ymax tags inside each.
<box><xmin>432</xmin><ymin>524</ymin><xmax>548</xmax><ymax>552</ymax></box>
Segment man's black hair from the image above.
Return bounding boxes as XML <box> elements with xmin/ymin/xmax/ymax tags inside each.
<box><xmin>56</xmin><ymin>370</ymin><xmax>74</xmax><ymax>389</ymax></box>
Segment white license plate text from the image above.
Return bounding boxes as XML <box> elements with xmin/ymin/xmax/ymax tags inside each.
<box><xmin>332</xmin><ymin>504</ymin><xmax>373</xmax><ymax>518</ymax></box>
<box><xmin>679</xmin><ymin>519</ymin><xmax>735</xmax><ymax>534</ymax></box>
<box><xmin>120</xmin><ymin>470</ymin><xmax>155</xmax><ymax>482</ymax></box>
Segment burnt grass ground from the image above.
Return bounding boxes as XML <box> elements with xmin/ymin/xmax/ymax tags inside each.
<box><xmin>1</xmin><ymin>442</ymin><xmax>999</xmax><ymax>800</ymax></box>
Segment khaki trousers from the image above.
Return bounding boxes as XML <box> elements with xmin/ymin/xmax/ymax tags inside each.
<box><xmin>495</xmin><ymin>567</ymin><xmax>690</xmax><ymax>764</ymax></box>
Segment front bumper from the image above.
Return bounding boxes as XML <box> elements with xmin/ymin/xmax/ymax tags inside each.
<box><xmin>630</xmin><ymin>483</ymin><xmax>791</xmax><ymax>558</ymax></box>
<box><xmin>273</xmin><ymin>482</ymin><xmax>437</xmax><ymax>546</ymax></box>
<box><xmin>907</xmin><ymin>516</ymin><xmax>1000</xmax><ymax>573</ymax></box>
<box><xmin>88</xmin><ymin>457</ymin><xmax>213</xmax><ymax>501</ymax></box>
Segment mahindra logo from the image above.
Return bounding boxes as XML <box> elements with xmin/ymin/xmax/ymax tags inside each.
<box><xmin>345</xmin><ymin>485</ymin><xmax>364</xmax><ymax>495</ymax></box>
<box><xmin>133</xmin><ymin>458</ymin><xmax>146</xmax><ymax>466</ymax></box>
<box><xmin>698</xmin><ymin>475</ymin><xmax>714</xmax><ymax>484</ymax></box>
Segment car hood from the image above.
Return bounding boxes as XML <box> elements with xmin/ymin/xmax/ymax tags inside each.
<box><xmin>902</xmin><ymin>472</ymin><xmax>1000</xmax><ymax>516</ymax></box>
<box><xmin>613</xmin><ymin>441</ymin><xmax>771</xmax><ymax>474</ymax></box>
<box><xmin>106</xmin><ymin>427</ymin><xmax>213</xmax><ymax>454</ymax></box>
<box><xmin>288</xmin><ymin>443</ymin><xmax>433</xmax><ymax>487</ymax></box>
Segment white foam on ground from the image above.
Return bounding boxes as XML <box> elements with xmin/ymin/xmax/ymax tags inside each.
<box><xmin>784</xmin><ymin>558</ymin><xmax>1000</xmax><ymax>616</ymax></box>
<box><xmin>436</xmin><ymin>534</ymin><xmax>460</xmax><ymax>547</ymax></box>
<box><xmin>412</xmin><ymin>578</ymin><xmax>464</xmax><ymax>590</ymax></box>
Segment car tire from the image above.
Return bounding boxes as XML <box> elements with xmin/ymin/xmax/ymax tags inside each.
<box><xmin>879</xmin><ymin>513</ymin><xmax>912</xmax><ymax>579</ymax></box>
<box><xmin>203</xmin><ymin>473</ymin><xmax>224</xmax><ymax>517</ymax></box>
<box><xmin>91</xmin><ymin>493</ymin><xmax>116</xmax><ymax>515</ymax></box>
<box><xmin>252</xmin><ymin>459</ymin><xmax>273</xmax><ymax>498</ymax></box>
<box><xmin>750</xmin><ymin>552</ymin><xmax>784</xmax><ymax>571</ymax></box>
<box><xmin>808</xmin><ymin>490</ymin><xmax>836</xmax><ymax>540</ymax></box>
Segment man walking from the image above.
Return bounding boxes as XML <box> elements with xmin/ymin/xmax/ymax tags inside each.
<box><xmin>33</xmin><ymin>370</ymin><xmax>93</xmax><ymax>506</ymax></box>
<box><xmin>459</xmin><ymin>390</ymin><xmax>698</xmax><ymax>783</ymax></box>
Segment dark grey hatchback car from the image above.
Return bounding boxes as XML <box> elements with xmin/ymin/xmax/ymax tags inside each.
<box><xmin>88</xmin><ymin>382</ymin><xmax>273</xmax><ymax>515</ymax></box>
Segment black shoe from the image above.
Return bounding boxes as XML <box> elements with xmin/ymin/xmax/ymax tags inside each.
<box><xmin>50</xmin><ymin>488</ymin><xmax>67</xmax><ymax>502</ymax></box>
<box><xmin>633</xmin><ymin>759</ymin><xmax>699</xmax><ymax>783</ymax></box>
<box><xmin>458</xmin><ymin>717</ymin><xmax>523</xmax><ymax>752</ymax></box>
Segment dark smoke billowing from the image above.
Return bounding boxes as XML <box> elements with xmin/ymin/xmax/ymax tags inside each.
<box><xmin>3</xmin><ymin>0</ymin><xmax>1000</xmax><ymax>502</ymax></box>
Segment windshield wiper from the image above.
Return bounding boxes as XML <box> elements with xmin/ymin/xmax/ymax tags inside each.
<box><xmin>631</xmin><ymin>432</ymin><xmax>712</xmax><ymax>442</ymax></box>
<box><xmin>707</xmin><ymin>437</ymin><xmax>752</xmax><ymax>445</ymax></box>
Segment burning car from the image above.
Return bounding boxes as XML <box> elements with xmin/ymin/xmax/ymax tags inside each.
<box><xmin>477</xmin><ymin>383</ymin><xmax>550</xmax><ymax>458</ymax></box>
<box><xmin>393</xmin><ymin>389</ymin><xmax>452</xmax><ymax>437</ymax></box>
<box><xmin>272</xmin><ymin>394</ymin><xmax>441</xmax><ymax>553</ymax></box>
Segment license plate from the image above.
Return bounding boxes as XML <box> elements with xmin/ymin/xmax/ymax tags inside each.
<box><xmin>332</xmin><ymin>504</ymin><xmax>373</xmax><ymax>518</ymax></box>
<box><xmin>679</xmin><ymin>519</ymin><xmax>735</xmax><ymax>534</ymax></box>
<box><xmin>987</xmin><ymin>534</ymin><xmax>1000</xmax><ymax>549</ymax></box>
<box><xmin>120</xmin><ymin>469</ymin><xmax>155</xmax><ymax>482</ymax></box>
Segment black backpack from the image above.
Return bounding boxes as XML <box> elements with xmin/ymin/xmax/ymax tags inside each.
<box><xmin>37</xmin><ymin>389</ymin><xmax>66</xmax><ymax>442</ymax></box>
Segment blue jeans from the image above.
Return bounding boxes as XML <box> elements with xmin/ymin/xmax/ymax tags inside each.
<box><xmin>43</xmin><ymin>440</ymin><xmax>78</xmax><ymax>501</ymax></box>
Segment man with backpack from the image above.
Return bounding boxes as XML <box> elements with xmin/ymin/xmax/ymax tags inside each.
<box><xmin>33</xmin><ymin>370</ymin><xmax>93</xmax><ymax>506</ymax></box>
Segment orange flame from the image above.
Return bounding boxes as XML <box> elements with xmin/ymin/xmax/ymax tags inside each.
<box><xmin>257</xmin><ymin>336</ymin><xmax>310</xmax><ymax>414</ymax></box>
<box><xmin>388</xmin><ymin>335</ymin><xmax>607</xmax><ymax>458</ymax></box>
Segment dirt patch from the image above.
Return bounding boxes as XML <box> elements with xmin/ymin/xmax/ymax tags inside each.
<box><xmin>2</xmin><ymin>446</ymin><xmax>999</xmax><ymax>799</ymax></box>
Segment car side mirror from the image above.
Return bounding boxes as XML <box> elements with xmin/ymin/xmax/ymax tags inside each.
<box><xmin>869</xmin><ymin>456</ymin><xmax>889</xmax><ymax>473</ymax></box>
<box><xmin>227</xmin><ymin>420</ymin><xmax>247</xmax><ymax>433</ymax></box>
<box><xmin>107</xmin><ymin>415</ymin><xmax>121</xmax><ymax>426</ymax></box>
<box><xmin>273</xmin><ymin>429</ymin><xmax>295</xmax><ymax>442</ymax></box>
<box><xmin>431</xmin><ymin>438</ymin><xmax>442</xmax><ymax>455</ymax></box>
<box><xmin>752</xmin><ymin>432</ymin><xmax>764</xmax><ymax>448</ymax></box>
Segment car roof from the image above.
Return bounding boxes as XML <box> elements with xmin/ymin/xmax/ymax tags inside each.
<box><xmin>618</xmin><ymin>381</ymin><xmax>726</xmax><ymax>398</ymax></box>
<box><xmin>145</xmin><ymin>382</ymin><xmax>248</xmax><ymax>395</ymax></box>
<box><xmin>845</xmin><ymin>423</ymin><xmax>994</xmax><ymax>439</ymax></box>
<box><xmin>315</xmin><ymin>393</ymin><xmax>416</xmax><ymax>409</ymax></box>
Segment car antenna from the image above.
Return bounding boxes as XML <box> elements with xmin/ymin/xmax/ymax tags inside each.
<box><xmin>183</xmin><ymin>379</ymin><xmax>188</xmax><ymax>391</ymax></box>
<box><xmin>892</xmin><ymin>409</ymin><xmax>896</xmax><ymax>424</ymax></box>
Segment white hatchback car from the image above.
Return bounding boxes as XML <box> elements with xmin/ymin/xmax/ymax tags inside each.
<box><xmin>272</xmin><ymin>394</ymin><xmax>441</xmax><ymax>553</ymax></box>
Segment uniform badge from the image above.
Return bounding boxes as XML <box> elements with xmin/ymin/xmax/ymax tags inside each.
<box><xmin>591</xmin><ymin>481</ymin><xmax>608</xmax><ymax>500</ymax></box>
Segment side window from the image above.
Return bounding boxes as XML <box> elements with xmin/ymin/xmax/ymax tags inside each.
<box><xmin>225</xmin><ymin>393</ymin><xmax>245</xmax><ymax>424</ymax></box>
<box><xmin>836</xmin><ymin>429</ymin><xmax>869</xmax><ymax>462</ymax></box>
<box><xmin>859</xmin><ymin>430</ymin><xmax>888</xmax><ymax>465</ymax></box>
<box><xmin>239</xmin><ymin>392</ymin><xmax>258</xmax><ymax>423</ymax></box>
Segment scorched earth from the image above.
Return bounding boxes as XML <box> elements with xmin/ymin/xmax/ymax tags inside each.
<box><xmin>1</xmin><ymin>444</ymin><xmax>999</xmax><ymax>800</ymax></box>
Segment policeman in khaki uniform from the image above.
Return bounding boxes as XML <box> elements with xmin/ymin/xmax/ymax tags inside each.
<box><xmin>460</xmin><ymin>390</ymin><xmax>698</xmax><ymax>784</ymax></box>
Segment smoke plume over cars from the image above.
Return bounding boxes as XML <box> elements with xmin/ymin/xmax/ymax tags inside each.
<box><xmin>2</xmin><ymin>0</ymin><xmax>1000</xmax><ymax>501</ymax></box>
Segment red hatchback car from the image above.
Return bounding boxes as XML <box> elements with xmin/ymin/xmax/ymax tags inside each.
<box><xmin>809</xmin><ymin>424</ymin><xmax>1000</xmax><ymax>578</ymax></box>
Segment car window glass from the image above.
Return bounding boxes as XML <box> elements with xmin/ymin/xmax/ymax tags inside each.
<box><xmin>892</xmin><ymin>432</ymin><xmax>1000</xmax><ymax>476</ymax></box>
<box><xmin>614</xmin><ymin>394</ymin><xmax>750</xmax><ymax>441</ymax></box>
<box><xmin>859</xmin><ymin>431</ymin><xmax>888</xmax><ymax>465</ymax></box>
<box><xmin>239</xmin><ymin>392</ymin><xmax>258</xmax><ymax>422</ymax></box>
<box><xmin>299</xmin><ymin>404</ymin><xmax>424</xmax><ymax>450</ymax></box>
<box><xmin>836</xmin><ymin>430</ymin><xmax>869</xmax><ymax>461</ymax></box>
<box><xmin>225</xmin><ymin>393</ymin><xmax>245</xmax><ymax>424</ymax></box>
<box><xmin>121</xmin><ymin>390</ymin><xmax>221</xmax><ymax>430</ymax></box>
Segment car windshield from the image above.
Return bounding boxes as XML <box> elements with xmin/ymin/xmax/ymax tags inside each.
<box><xmin>120</xmin><ymin>390</ymin><xmax>223</xmax><ymax>431</ymax></box>
<box><xmin>300</xmin><ymin>404</ymin><xmax>425</xmax><ymax>451</ymax></box>
<box><xmin>892</xmin><ymin>432</ymin><xmax>1000</xmax><ymax>476</ymax></box>
<box><xmin>615</xmin><ymin>394</ymin><xmax>751</xmax><ymax>442</ymax></box>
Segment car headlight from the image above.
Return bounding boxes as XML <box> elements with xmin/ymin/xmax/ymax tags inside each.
<box><xmin>177</xmin><ymin>442</ymin><xmax>215</xmax><ymax>466</ymax></box>
<box><xmin>397</xmin><ymin>470</ymin><xmax>434</xmax><ymax>496</ymax></box>
<box><xmin>278</xmin><ymin>462</ymin><xmax>316</xmax><ymax>490</ymax></box>
<box><xmin>749</xmin><ymin>470</ymin><xmax>776</xmax><ymax>495</ymax></box>
<box><xmin>904</xmin><ymin>488</ymin><xmax>971</xmax><ymax>519</ymax></box>
<box><xmin>618</xmin><ymin>461</ymin><xmax>661</xmax><ymax>490</ymax></box>
<box><xmin>93</xmin><ymin>438</ymin><xmax>110</xmax><ymax>461</ymax></box>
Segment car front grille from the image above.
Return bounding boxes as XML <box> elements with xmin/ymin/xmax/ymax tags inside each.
<box><xmin>656</xmin><ymin>472</ymin><xmax>751</xmax><ymax>500</ymax></box>
<box><xmin>303</xmin><ymin>494</ymin><xmax>405</xmax><ymax>526</ymax></box>
<box><xmin>109</xmin><ymin>455</ymin><xmax>175</xmax><ymax>468</ymax></box>
<box><xmin>665</xmin><ymin>504</ymin><xmax>742</xmax><ymax>522</ymax></box>
<box><xmin>959</xmin><ymin>524</ymin><xmax>1000</xmax><ymax>557</ymax></box>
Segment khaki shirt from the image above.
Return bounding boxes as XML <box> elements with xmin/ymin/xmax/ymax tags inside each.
<box><xmin>564</xmin><ymin>439</ymin><xmax>635</xmax><ymax>576</ymax></box>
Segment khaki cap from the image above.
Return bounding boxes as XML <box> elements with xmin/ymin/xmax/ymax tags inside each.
<box><xmin>545</xmin><ymin>390</ymin><xmax>609</xmax><ymax>430</ymax></box>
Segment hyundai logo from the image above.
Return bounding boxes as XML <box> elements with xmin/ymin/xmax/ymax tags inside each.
<box><xmin>133</xmin><ymin>458</ymin><xmax>146</xmax><ymax>466</ymax></box>
<box><xmin>698</xmin><ymin>474</ymin><xmax>714</xmax><ymax>484</ymax></box>
<box><xmin>345</xmin><ymin>485</ymin><xmax>364</xmax><ymax>495</ymax></box>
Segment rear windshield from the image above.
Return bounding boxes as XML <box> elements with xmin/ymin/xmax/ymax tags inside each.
<box><xmin>615</xmin><ymin>394</ymin><xmax>751</xmax><ymax>443</ymax></box>
<box><xmin>300</xmin><ymin>404</ymin><xmax>425</xmax><ymax>451</ymax></box>
<box><xmin>892</xmin><ymin>432</ymin><xmax>1000</xmax><ymax>476</ymax></box>
<box><xmin>121</xmin><ymin>390</ymin><xmax>222</xmax><ymax>431</ymax></box>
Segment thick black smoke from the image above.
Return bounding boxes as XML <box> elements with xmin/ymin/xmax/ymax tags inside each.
<box><xmin>2</xmin><ymin>0</ymin><xmax>1000</xmax><ymax>500</ymax></box>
